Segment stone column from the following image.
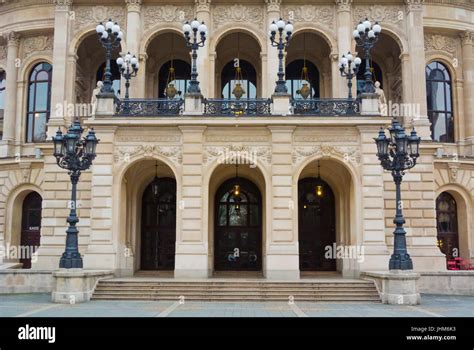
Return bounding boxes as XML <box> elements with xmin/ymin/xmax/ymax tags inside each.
<box><xmin>47</xmin><ymin>0</ymin><xmax>73</xmax><ymax>137</ymax></box>
<box><xmin>195</xmin><ymin>0</ymin><xmax>211</xmax><ymax>98</ymax></box>
<box><xmin>405</xmin><ymin>0</ymin><xmax>431</xmax><ymax>139</ymax></box>
<box><xmin>125</xmin><ymin>0</ymin><xmax>142</xmax><ymax>98</ymax></box>
<box><xmin>334</xmin><ymin>0</ymin><xmax>353</xmax><ymax>98</ymax></box>
<box><xmin>265</xmin><ymin>0</ymin><xmax>281</xmax><ymax>97</ymax></box>
<box><xmin>330</xmin><ymin>53</ymin><xmax>341</xmax><ymax>98</ymax></box>
<box><xmin>0</xmin><ymin>32</ymin><xmax>20</xmax><ymax>157</ymax></box>
<box><xmin>266</xmin><ymin>126</ymin><xmax>299</xmax><ymax>280</ymax></box>
<box><xmin>460</xmin><ymin>31</ymin><xmax>474</xmax><ymax>154</ymax></box>
<box><xmin>175</xmin><ymin>126</ymin><xmax>208</xmax><ymax>278</ymax></box>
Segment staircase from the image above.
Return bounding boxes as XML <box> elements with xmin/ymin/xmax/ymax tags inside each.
<box><xmin>91</xmin><ymin>279</ymin><xmax>381</xmax><ymax>302</ymax></box>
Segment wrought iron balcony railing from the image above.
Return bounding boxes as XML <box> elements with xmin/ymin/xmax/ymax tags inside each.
<box><xmin>114</xmin><ymin>98</ymin><xmax>184</xmax><ymax>116</ymax></box>
<box><xmin>291</xmin><ymin>98</ymin><xmax>360</xmax><ymax>116</ymax></box>
<box><xmin>203</xmin><ymin>98</ymin><xmax>272</xmax><ymax>116</ymax></box>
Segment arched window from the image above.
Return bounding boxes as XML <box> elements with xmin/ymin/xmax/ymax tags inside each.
<box><xmin>221</xmin><ymin>60</ymin><xmax>257</xmax><ymax>99</ymax></box>
<box><xmin>285</xmin><ymin>59</ymin><xmax>319</xmax><ymax>99</ymax></box>
<box><xmin>0</xmin><ymin>70</ymin><xmax>5</xmax><ymax>122</ymax></box>
<box><xmin>26</xmin><ymin>63</ymin><xmax>52</xmax><ymax>143</ymax></box>
<box><xmin>426</xmin><ymin>61</ymin><xmax>454</xmax><ymax>143</ymax></box>
<box><xmin>356</xmin><ymin>60</ymin><xmax>383</xmax><ymax>96</ymax></box>
<box><xmin>158</xmin><ymin>59</ymin><xmax>191</xmax><ymax>98</ymax></box>
<box><xmin>96</xmin><ymin>61</ymin><xmax>121</xmax><ymax>97</ymax></box>
<box><xmin>436</xmin><ymin>192</ymin><xmax>459</xmax><ymax>263</ymax></box>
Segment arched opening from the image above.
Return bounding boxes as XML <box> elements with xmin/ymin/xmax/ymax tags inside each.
<box><xmin>436</xmin><ymin>192</ymin><xmax>459</xmax><ymax>267</ymax></box>
<box><xmin>298</xmin><ymin>177</ymin><xmax>336</xmax><ymax>271</ymax></box>
<box><xmin>356</xmin><ymin>60</ymin><xmax>383</xmax><ymax>95</ymax></box>
<box><xmin>141</xmin><ymin>177</ymin><xmax>176</xmax><ymax>270</ymax></box>
<box><xmin>20</xmin><ymin>192</ymin><xmax>42</xmax><ymax>269</ymax></box>
<box><xmin>75</xmin><ymin>32</ymin><xmax>122</xmax><ymax>104</ymax></box>
<box><xmin>426</xmin><ymin>61</ymin><xmax>454</xmax><ymax>143</ymax></box>
<box><xmin>285</xmin><ymin>31</ymin><xmax>331</xmax><ymax>98</ymax></box>
<box><xmin>214</xmin><ymin>177</ymin><xmax>262</xmax><ymax>271</ymax></box>
<box><xmin>145</xmin><ymin>32</ymin><xmax>190</xmax><ymax>99</ymax></box>
<box><xmin>215</xmin><ymin>31</ymin><xmax>262</xmax><ymax>98</ymax></box>
<box><xmin>0</xmin><ymin>69</ymin><xmax>5</xmax><ymax>130</ymax></box>
<box><xmin>26</xmin><ymin>62</ymin><xmax>52</xmax><ymax>143</ymax></box>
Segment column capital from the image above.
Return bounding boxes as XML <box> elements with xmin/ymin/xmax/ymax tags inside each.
<box><xmin>4</xmin><ymin>31</ymin><xmax>20</xmax><ymax>46</ymax></box>
<box><xmin>53</xmin><ymin>0</ymin><xmax>72</xmax><ymax>11</ymax></box>
<box><xmin>405</xmin><ymin>0</ymin><xmax>424</xmax><ymax>13</ymax></box>
<box><xmin>265</xmin><ymin>0</ymin><xmax>281</xmax><ymax>13</ymax></box>
<box><xmin>460</xmin><ymin>30</ymin><xmax>474</xmax><ymax>46</ymax></box>
<box><xmin>335</xmin><ymin>0</ymin><xmax>352</xmax><ymax>12</ymax></box>
<box><xmin>330</xmin><ymin>52</ymin><xmax>339</xmax><ymax>62</ymax></box>
<box><xmin>195</xmin><ymin>0</ymin><xmax>211</xmax><ymax>13</ymax></box>
<box><xmin>125</xmin><ymin>0</ymin><xmax>141</xmax><ymax>12</ymax></box>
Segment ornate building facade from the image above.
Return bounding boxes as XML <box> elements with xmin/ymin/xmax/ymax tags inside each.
<box><xmin>0</xmin><ymin>0</ymin><xmax>473</xmax><ymax>282</ymax></box>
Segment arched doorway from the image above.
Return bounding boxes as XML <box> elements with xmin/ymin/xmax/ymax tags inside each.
<box><xmin>286</xmin><ymin>59</ymin><xmax>320</xmax><ymax>99</ymax></box>
<box><xmin>214</xmin><ymin>177</ymin><xmax>262</xmax><ymax>271</ymax></box>
<box><xmin>140</xmin><ymin>177</ymin><xmax>176</xmax><ymax>270</ymax></box>
<box><xmin>436</xmin><ymin>192</ymin><xmax>459</xmax><ymax>263</ymax></box>
<box><xmin>298</xmin><ymin>177</ymin><xmax>336</xmax><ymax>271</ymax></box>
<box><xmin>220</xmin><ymin>59</ymin><xmax>257</xmax><ymax>99</ymax></box>
<box><xmin>20</xmin><ymin>192</ymin><xmax>42</xmax><ymax>269</ymax></box>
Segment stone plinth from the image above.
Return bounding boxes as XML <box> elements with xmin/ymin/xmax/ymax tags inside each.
<box><xmin>360</xmin><ymin>93</ymin><xmax>379</xmax><ymax>116</ymax></box>
<box><xmin>52</xmin><ymin>269</ymin><xmax>114</xmax><ymax>304</ymax></box>
<box><xmin>183</xmin><ymin>93</ymin><xmax>203</xmax><ymax>115</ymax></box>
<box><xmin>271</xmin><ymin>94</ymin><xmax>291</xmax><ymax>115</ymax></box>
<box><xmin>362</xmin><ymin>270</ymin><xmax>421</xmax><ymax>305</ymax></box>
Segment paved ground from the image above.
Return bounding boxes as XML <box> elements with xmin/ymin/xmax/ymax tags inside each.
<box><xmin>0</xmin><ymin>294</ymin><xmax>473</xmax><ymax>317</ymax></box>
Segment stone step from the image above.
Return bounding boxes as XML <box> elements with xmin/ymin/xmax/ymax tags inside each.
<box><xmin>95</xmin><ymin>287</ymin><xmax>377</xmax><ymax>293</ymax></box>
<box><xmin>93</xmin><ymin>290</ymin><xmax>379</xmax><ymax>296</ymax></box>
<box><xmin>91</xmin><ymin>295</ymin><xmax>381</xmax><ymax>301</ymax></box>
<box><xmin>98</xmin><ymin>282</ymin><xmax>375</xmax><ymax>288</ymax></box>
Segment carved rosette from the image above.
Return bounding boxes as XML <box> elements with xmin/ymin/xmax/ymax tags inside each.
<box><xmin>73</xmin><ymin>6</ymin><xmax>126</xmax><ymax>34</ymax></box>
<box><xmin>114</xmin><ymin>145</ymin><xmax>182</xmax><ymax>166</ymax></box>
<box><xmin>144</xmin><ymin>5</ymin><xmax>194</xmax><ymax>30</ymax></box>
<box><xmin>424</xmin><ymin>34</ymin><xmax>458</xmax><ymax>56</ymax></box>
<box><xmin>213</xmin><ymin>5</ymin><xmax>264</xmax><ymax>31</ymax></box>
<box><xmin>282</xmin><ymin>6</ymin><xmax>334</xmax><ymax>29</ymax></box>
<box><xmin>292</xmin><ymin>144</ymin><xmax>361</xmax><ymax>166</ymax></box>
<box><xmin>22</xmin><ymin>35</ymin><xmax>53</xmax><ymax>60</ymax></box>
<box><xmin>203</xmin><ymin>144</ymin><xmax>272</xmax><ymax>166</ymax></box>
<box><xmin>352</xmin><ymin>5</ymin><xmax>404</xmax><ymax>26</ymax></box>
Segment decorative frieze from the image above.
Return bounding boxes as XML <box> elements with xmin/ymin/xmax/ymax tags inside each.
<box><xmin>205</xmin><ymin>135</ymin><xmax>269</xmax><ymax>142</ymax></box>
<box><xmin>114</xmin><ymin>145</ymin><xmax>182</xmax><ymax>165</ymax></box>
<box><xmin>424</xmin><ymin>34</ymin><xmax>458</xmax><ymax>55</ymax></box>
<box><xmin>213</xmin><ymin>5</ymin><xmax>264</xmax><ymax>31</ymax></box>
<box><xmin>143</xmin><ymin>5</ymin><xmax>194</xmax><ymax>30</ymax></box>
<box><xmin>352</xmin><ymin>5</ymin><xmax>405</xmax><ymax>26</ymax></box>
<box><xmin>22</xmin><ymin>35</ymin><xmax>53</xmax><ymax>59</ymax></box>
<box><xmin>73</xmin><ymin>6</ymin><xmax>126</xmax><ymax>34</ymax></box>
<box><xmin>281</xmin><ymin>6</ymin><xmax>334</xmax><ymax>29</ymax></box>
<box><xmin>203</xmin><ymin>144</ymin><xmax>272</xmax><ymax>166</ymax></box>
<box><xmin>116</xmin><ymin>135</ymin><xmax>181</xmax><ymax>143</ymax></box>
<box><xmin>292</xmin><ymin>144</ymin><xmax>361</xmax><ymax>165</ymax></box>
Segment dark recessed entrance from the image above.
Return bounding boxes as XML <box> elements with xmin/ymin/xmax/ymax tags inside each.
<box><xmin>140</xmin><ymin>177</ymin><xmax>176</xmax><ymax>270</ymax></box>
<box><xmin>20</xmin><ymin>192</ymin><xmax>42</xmax><ymax>269</ymax></box>
<box><xmin>214</xmin><ymin>177</ymin><xmax>262</xmax><ymax>271</ymax></box>
<box><xmin>298</xmin><ymin>177</ymin><xmax>336</xmax><ymax>271</ymax></box>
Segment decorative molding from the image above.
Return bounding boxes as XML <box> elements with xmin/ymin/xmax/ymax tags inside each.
<box><xmin>203</xmin><ymin>144</ymin><xmax>272</xmax><ymax>165</ymax></box>
<box><xmin>125</xmin><ymin>0</ymin><xmax>141</xmax><ymax>12</ymax></box>
<box><xmin>460</xmin><ymin>31</ymin><xmax>474</xmax><ymax>46</ymax></box>
<box><xmin>292</xmin><ymin>144</ymin><xmax>361</xmax><ymax>165</ymax></box>
<box><xmin>294</xmin><ymin>134</ymin><xmax>359</xmax><ymax>143</ymax></box>
<box><xmin>447</xmin><ymin>163</ymin><xmax>459</xmax><ymax>183</ymax></box>
<box><xmin>352</xmin><ymin>5</ymin><xmax>404</xmax><ymax>26</ymax></box>
<box><xmin>19</xmin><ymin>162</ymin><xmax>32</xmax><ymax>183</ymax></box>
<box><xmin>405</xmin><ymin>0</ymin><xmax>424</xmax><ymax>12</ymax></box>
<box><xmin>4</xmin><ymin>31</ymin><xmax>21</xmax><ymax>46</ymax></box>
<box><xmin>195</xmin><ymin>0</ymin><xmax>211</xmax><ymax>13</ymax></box>
<box><xmin>205</xmin><ymin>135</ymin><xmax>269</xmax><ymax>142</ymax></box>
<box><xmin>144</xmin><ymin>5</ymin><xmax>194</xmax><ymax>30</ymax></box>
<box><xmin>53</xmin><ymin>0</ymin><xmax>72</xmax><ymax>11</ymax></box>
<box><xmin>213</xmin><ymin>5</ymin><xmax>264</xmax><ymax>31</ymax></box>
<box><xmin>116</xmin><ymin>135</ymin><xmax>181</xmax><ymax>142</ymax></box>
<box><xmin>74</xmin><ymin>6</ymin><xmax>126</xmax><ymax>34</ymax></box>
<box><xmin>335</xmin><ymin>0</ymin><xmax>352</xmax><ymax>12</ymax></box>
<box><xmin>22</xmin><ymin>35</ymin><xmax>53</xmax><ymax>59</ymax></box>
<box><xmin>265</xmin><ymin>0</ymin><xmax>281</xmax><ymax>13</ymax></box>
<box><xmin>424</xmin><ymin>34</ymin><xmax>457</xmax><ymax>55</ymax></box>
<box><xmin>114</xmin><ymin>145</ymin><xmax>182</xmax><ymax>165</ymax></box>
<box><xmin>282</xmin><ymin>5</ymin><xmax>334</xmax><ymax>28</ymax></box>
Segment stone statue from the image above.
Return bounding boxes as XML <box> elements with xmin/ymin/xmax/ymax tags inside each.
<box><xmin>374</xmin><ymin>81</ymin><xmax>387</xmax><ymax>116</ymax></box>
<box><xmin>91</xmin><ymin>81</ymin><xmax>103</xmax><ymax>116</ymax></box>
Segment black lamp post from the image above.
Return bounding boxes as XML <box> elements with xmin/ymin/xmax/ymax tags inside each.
<box><xmin>182</xmin><ymin>19</ymin><xmax>207</xmax><ymax>94</ymax></box>
<box><xmin>269</xmin><ymin>18</ymin><xmax>293</xmax><ymax>94</ymax></box>
<box><xmin>52</xmin><ymin>121</ymin><xmax>99</xmax><ymax>268</ymax></box>
<box><xmin>339</xmin><ymin>52</ymin><xmax>361</xmax><ymax>99</ymax></box>
<box><xmin>374</xmin><ymin>118</ymin><xmax>421</xmax><ymax>270</ymax></box>
<box><xmin>353</xmin><ymin>18</ymin><xmax>381</xmax><ymax>94</ymax></box>
<box><xmin>96</xmin><ymin>19</ymin><xmax>123</xmax><ymax>94</ymax></box>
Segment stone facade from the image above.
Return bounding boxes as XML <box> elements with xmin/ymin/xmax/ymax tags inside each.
<box><xmin>0</xmin><ymin>0</ymin><xmax>472</xmax><ymax>281</ymax></box>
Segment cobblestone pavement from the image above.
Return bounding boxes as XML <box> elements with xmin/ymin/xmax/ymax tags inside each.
<box><xmin>0</xmin><ymin>294</ymin><xmax>473</xmax><ymax>317</ymax></box>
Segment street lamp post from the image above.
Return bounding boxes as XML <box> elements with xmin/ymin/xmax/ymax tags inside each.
<box><xmin>52</xmin><ymin>121</ymin><xmax>99</xmax><ymax>268</ymax></box>
<box><xmin>269</xmin><ymin>18</ymin><xmax>293</xmax><ymax>94</ymax></box>
<box><xmin>182</xmin><ymin>19</ymin><xmax>207</xmax><ymax>94</ymax></box>
<box><xmin>374</xmin><ymin>118</ymin><xmax>421</xmax><ymax>270</ymax></box>
<box><xmin>353</xmin><ymin>18</ymin><xmax>381</xmax><ymax>94</ymax></box>
<box><xmin>117</xmin><ymin>52</ymin><xmax>139</xmax><ymax>107</ymax></box>
<box><xmin>96</xmin><ymin>19</ymin><xmax>123</xmax><ymax>94</ymax></box>
<box><xmin>338</xmin><ymin>51</ymin><xmax>361</xmax><ymax>99</ymax></box>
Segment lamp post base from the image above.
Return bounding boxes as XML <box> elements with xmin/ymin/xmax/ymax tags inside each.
<box><xmin>59</xmin><ymin>254</ymin><xmax>83</xmax><ymax>269</ymax></box>
<box><xmin>389</xmin><ymin>254</ymin><xmax>413</xmax><ymax>270</ymax></box>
